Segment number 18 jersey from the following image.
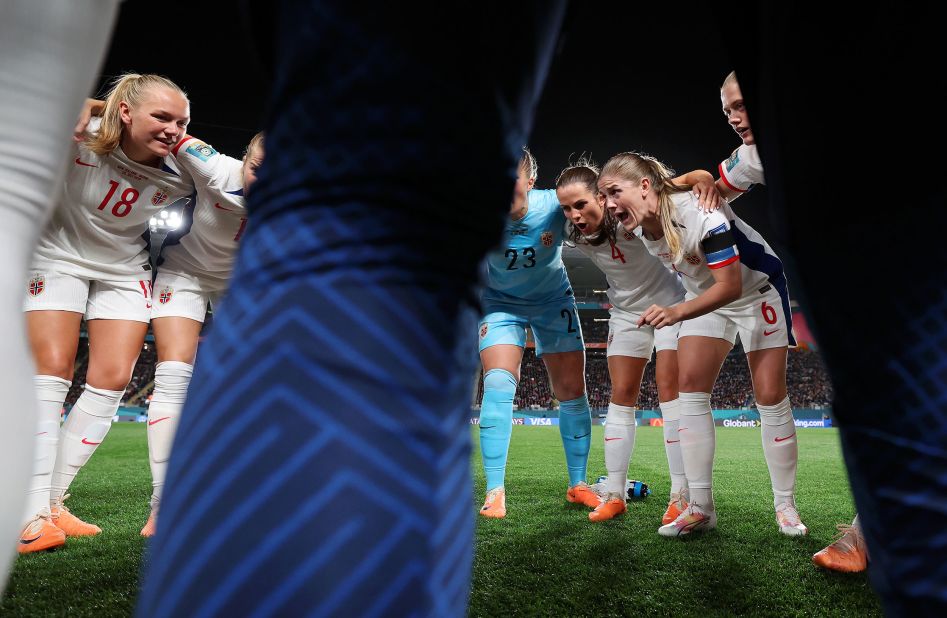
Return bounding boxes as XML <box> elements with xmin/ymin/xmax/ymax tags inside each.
<box><xmin>33</xmin><ymin>139</ymin><xmax>194</xmax><ymax>281</ymax></box>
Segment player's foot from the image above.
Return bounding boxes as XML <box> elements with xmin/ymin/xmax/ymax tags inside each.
<box><xmin>661</xmin><ymin>490</ymin><xmax>689</xmax><ymax>525</ymax></box>
<box><xmin>479</xmin><ymin>487</ymin><xmax>506</xmax><ymax>519</ymax></box>
<box><xmin>567</xmin><ymin>481</ymin><xmax>602</xmax><ymax>509</ymax></box>
<box><xmin>776</xmin><ymin>501</ymin><xmax>808</xmax><ymax>536</ymax></box>
<box><xmin>658</xmin><ymin>503</ymin><xmax>717</xmax><ymax>537</ymax></box>
<box><xmin>141</xmin><ymin>508</ymin><xmax>158</xmax><ymax>537</ymax></box>
<box><xmin>812</xmin><ymin>524</ymin><xmax>868</xmax><ymax>573</ymax></box>
<box><xmin>50</xmin><ymin>495</ymin><xmax>101</xmax><ymax>537</ymax></box>
<box><xmin>589</xmin><ymin>495</ymin><xmax>626</xmax><ymax>522</ymax></box>
<box><xmin>18</xmin><ymin>513</ymin><xmax>66</xmax><ymax>554</ymax></box>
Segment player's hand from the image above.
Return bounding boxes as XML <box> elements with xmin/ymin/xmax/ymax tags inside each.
<box><xmin>636</xmin><ymin>304</ymin><xmax>681</xmax><ymax>329</ymax></box>
<box><xmin>692</xmin><ymin>177</ymin><xmax>722</xmax><ymax>212</ymax></box>
<box><xmin>73</xmin><ymin>98</ymin><xmax>104</xmax><ymax>142</ymax></box>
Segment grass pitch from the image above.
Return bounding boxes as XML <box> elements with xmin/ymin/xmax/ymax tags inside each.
<box><xmin>2</xmin><ymin>425</ymin><xmax>881</xmax><ymax>616</ymax></box>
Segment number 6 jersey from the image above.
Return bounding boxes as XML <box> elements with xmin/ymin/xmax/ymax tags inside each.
<box><xmin>33</xmin><ymin>138</ymin><xmax>194</xmax><ymax>281</ymax></box>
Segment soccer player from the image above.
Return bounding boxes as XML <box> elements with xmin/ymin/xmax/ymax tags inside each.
<box><xmin>715</xmin><ymin>70</ymin><xmax>865</xmax><ymax>569</ymax></box>
<box><xmin>138</xmin><ymin>4</ymin><xmax>567</xmax><ymax>616</ymax></box>
<box><xmin>599</xmin><ymin>151</ymin><xmax>806</xmax><ymax>538</ymax></box>
<box><xmin>0</xmin><ymin>0</ymin><xmax>121</xmax><ymax>587</ymax></box>
<box><xmin>140</xmin><ymin>131</ymin><xmax>263</xmax><ymax>536</ymax></box>
<box><xmin>19</xmin><ymin>73</ymin><xmax>193</xmax><ymax>553</ymax></box>
<box><xmin>477</xmin><ymin>149</ymin><xmax>600</xmax><ymax>518</ymax></box>
<box><xmin>555</xmin><ymin>160</ymin><xmax>717</xmax><ymax>524</ymax></box>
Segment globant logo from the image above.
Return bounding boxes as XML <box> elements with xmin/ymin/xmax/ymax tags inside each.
<box><xmin>722</xmin><ymin>419</ymin><xmax>760</xmax><ymax>428</ymax></box>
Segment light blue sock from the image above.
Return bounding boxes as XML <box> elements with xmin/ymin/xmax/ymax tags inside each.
<box><xmin>558</xmin><ymin>394</ymin><xmax>592</xmax><ymax>486</ymax></box>
<box><xmin>480</xmin><ymin>369</ymin><xmax>517</xmax><ymax>491</ymax></box>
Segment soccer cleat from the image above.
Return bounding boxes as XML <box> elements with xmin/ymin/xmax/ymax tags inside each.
<box><xmin>479</xmin><ymin>487</ymin><xmax>506</xmax><ymax>519</ymax></box>
<box><xmin>18</xmin><ymin>513</ymin><xmax>66</xmax><ymax>554</ymax></box>
<box><xmin>776</xmin><ymin>502</ymin><xmax>808</xmax><ymax>536</ymax></box>
<box><xmin>50</xmin><ymin>494</ymin><xmax>101</xmax><ymax>537</ymax></box>
<box><xmin>141</xmin><ymin>509</ymin><xmax>158</xmax><ymax>537</ymax></box>
<box><xmin>589</xmin><ymin>496</ymin><xmax>627</xmax><ymax>522</ymax></box>
<box><xmin>812</xmin><ymin>524</ymin><xmax>868</xmax><ymax>573</ymax></box>
<box><xmin>566</xmin><ymin>481</ymin><xmax>602</xmax><ymax>508</ymax></box>
<box><xmin>658</xmin><ymin>504</ymin><xmax>717</xmax><ymax>537</ymax></box>
<box><xmin>662</xmin><ymin>490</ymin><xmax>689</xmax><ymax>525</ymax></box>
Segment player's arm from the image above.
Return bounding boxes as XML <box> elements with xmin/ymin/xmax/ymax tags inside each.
<box><xmin>673</xmin><ymin>169</ymin><xmax>721</xmax><ymax>212</ymax></box>
<box><xmin>73</xmin><ymin>98</ymin><xmax>105</xmax><ymax>141</ymax></box>
<box><xmin>715</xmin><ymin>177</ymin><xmax>744</xmax><ymax>202</ymax></box>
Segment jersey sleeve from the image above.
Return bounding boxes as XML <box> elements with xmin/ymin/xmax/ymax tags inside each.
<box><xmin>718</xmin><ymin>144</ymin><xmax>764</xmax><ymax>193</ymax></box>
<box><xmin>171</xmin><ymin>135</ymin><xmax>229</xmax><ymax>185</ymax></box>
<box><xmin>699</xmin><ymin>213</ymin><xmax>740</xmax><ymax>269</ymax></box>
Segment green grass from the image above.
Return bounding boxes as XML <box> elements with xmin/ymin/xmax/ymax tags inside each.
<box><xmin>2</xmin><ymin>425</ymin><xmax>881</xmax><ymax>616</ymax></box>
<box><xmin>471</xmin><ymin>426</ymin><xmax>881</xmax><ymax>617</ymax></box>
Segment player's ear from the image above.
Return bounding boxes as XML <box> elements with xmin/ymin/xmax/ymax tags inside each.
<box><xmin>118</xmin><ymin>100</ymin><xmax>133</xmax><ymax>125</ymax></box>
<box><xmin>526</xmin><ymin>177</ymin><xmax>536</xmax><ymax>191</ymax></box>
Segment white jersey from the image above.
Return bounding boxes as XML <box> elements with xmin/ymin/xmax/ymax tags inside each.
<box><xmin>33</xmin><ymin>135</ymin><xmax>194</xmax><ymax>281</ymax></box>
<box><xmin>639</xmin><ymin>192</ymin><xmax>782</xmax><ymax>305</ymax></box>
<box><xmin>570</xmin><ymin>222</ymin><xmax>684</xmax><ymax>313</ymax></box>
<box><xmin>718</xmin><ymin>143</ymin><xmax>765</xmax><ymax>194</ymax></box>
<box><xmin>159</xmin><ymin>136</ymin><xmax>247</xmax><ymax>289</ymax></box>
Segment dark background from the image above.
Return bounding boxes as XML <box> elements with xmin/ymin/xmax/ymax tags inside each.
<box><xmin>97</xmin><ymin>1</ymin><xmax>778</xmax><ymax>252</ymax></box>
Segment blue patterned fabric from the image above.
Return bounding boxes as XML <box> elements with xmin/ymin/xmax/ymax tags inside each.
<box><xmin>137</xmin><ymin>3</ymin><xmax>565</xmax><ymax>617</ymax></box>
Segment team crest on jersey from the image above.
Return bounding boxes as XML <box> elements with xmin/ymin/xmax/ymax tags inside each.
<box><xmin>479</xmin><ymin>324</ymin><xmax>489</xmax><ymax>340</ymax></box>
<box><xmin>684</xmin><ymin>252</ymin><xmax>702</xmax><ymax>266</ymax></box>
<box><xmin>27</xmin><ymin>275</ymin><xmax>45</xmax><ymax>297</ymax></box>
<box><xmin>541</xmin><ymin>231</ymin><xmax>554</xmax><ymax>247</ymax></box>
<box><xmin>622</xmin><ymin>229</ymin><xmax>635</xmax><ymax>240</ymax></box>
<box><xmin>725</xmin><ymin>148</ymin><xmax>741</xmax><ymax>172</ymax></box>
<box><xmin>185</xmin><ymin>141</ymin><xmax>218</xmax><ymax>162</ymax></box>
<box><xmin>151</xmin><ymin>190</ymin><xmax>169</xmax><ymax>206</ymax></box>
<box><xmin>158</xmin><ymin>286</ymin><xmax>174</xmax><ymax>304</ymax></box>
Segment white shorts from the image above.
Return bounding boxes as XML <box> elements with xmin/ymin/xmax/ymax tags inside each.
<box><xmin>150</xmin><ymin>270</ymin><xmax>222</xmax><ymax>323</ymax></box>
<box><xmin>23</xmin><ymin>270</ymin><xmax>152</xmax><ymax>323</ymax></box>
<box><xmin>607</xmin><ymin>307</ymin><xmax>680</xmax><ymax>359</ymax></box>
<box><xmin>679</xmin><ymin>285</ymin><xmax>791</xmax><ymax>352</ymax></box>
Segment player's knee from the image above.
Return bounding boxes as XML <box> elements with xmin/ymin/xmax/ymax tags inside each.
<box><xmin>654</xmin><ymin>375</ymin><xmax>677</xmax><ymax>402</ymax></box>
<box><xmin>35</xmin><ymin>353</ymin><xmax>75</xmax><ymax>381</ymax></box>
<box><xmin>85</xmin><ymin>365</ymin><xmax>132</xmax><ymax>392</ymax></box>
<box><xmin>755</xmin><ymin>387</ymin><xmax>787</xmax><ymax>407</ymax></box>
<box><xmin>610</xmin><ymin>384</ymin><xmax>640</xmax><ymax>407</ymax></box>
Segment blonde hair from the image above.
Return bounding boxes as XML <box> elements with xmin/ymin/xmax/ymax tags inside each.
<box><xmin>85</xmin><ymin>73</ymin><xmax>188</xmax><ymax>156</ymax></box>
<box><xmin>599</xmin><ymin>152</ymin><xmax>690</xmax><ymax>263</ymax></box>
<box><xmin>721</xmin><ymin>70</ymin><xmax>739</xmax><ymax>90</ymax></box>
<box><xmin>519</xmin><ymin>146</ymin><xmax>538</xmax><ymax>181</ymax></box>
<box><xmin>243</xmin><ymin>131</ymin><xmax>265</xmax><ymax>161</ymax></box>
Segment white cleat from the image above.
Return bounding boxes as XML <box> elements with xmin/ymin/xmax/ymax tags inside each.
<box><xmin>658</xmin><ymin>503</ymin><xmax>717</xmax><ymax>537</ymax></box>
<box><xmin>776</xmin><ymin>501</ymin><xmax>808</xmax><ymax>536</ymax></box>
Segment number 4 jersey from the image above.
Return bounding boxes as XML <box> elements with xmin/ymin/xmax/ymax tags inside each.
<box><xmin>33</xmin><ymin>139</ymin><xmax>194</xmax><ymax>281</ymax></box>
<box><xmin>481</xmin><ymin>188</ymin><xmax>572</xmax><ymax>306</ymax></box>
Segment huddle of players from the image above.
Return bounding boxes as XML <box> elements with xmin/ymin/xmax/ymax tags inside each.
<box><xmin>16</xmin><ymin>69</ymin><xmax>865</xmax><ymax>574</ymax></box>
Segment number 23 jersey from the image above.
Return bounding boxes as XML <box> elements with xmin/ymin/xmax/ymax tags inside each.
<box><xmin>481</xmin><ymin>188</ymin><xmax>571</xmax><ymax>306</ymax></box>
<box><xmin>33</xmin><ymin>140</ymin><xmax>194</xmax><ymax>281</ymax></box>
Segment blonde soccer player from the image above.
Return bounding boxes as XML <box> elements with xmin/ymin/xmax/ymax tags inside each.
<box><xmin>599</xmin><ymin>151</ymin><xmax>806</xmax><ymax>538</ymax></box>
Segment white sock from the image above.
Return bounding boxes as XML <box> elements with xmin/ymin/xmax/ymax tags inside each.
<box><xmin>757</xmin><ymin>397</ymin><xmax>798</xmax><ymax>508</ymax></box>
<box><xmin>23</xmin><ymin>376</ymin><xmax>71</xmax><ymax>524</ymax></box>
<box><xmin>147</xmin><ymin>361</ymin><xmax>192</xmax><ymax>506</ymax></box>
<box><xmin>678</xmin><ymin>392</ymin><xmax>715</xmax><ymax>511</ymax></box>
<box><xmin>659</xmin><ymin>398</ymin><xmax>687</xmax><ymax>497</ymax></box>
<box><xmin>50</xmin><ymin>384</ymin><xmax>123</xmax><ymax>504</ymax></box>
<box><xmin>604</xmin><ymin>402</ymin><xmax>636</xmax><ymax>497</ymax></box>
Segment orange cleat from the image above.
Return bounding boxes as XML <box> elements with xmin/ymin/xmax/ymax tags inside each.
<box><xmin>50</xmin><ymin>495</ymin><xmax>101</xmax><ymax>537</ymax></box>
<box><xmin>812</xmin><ymin>524</ymin><xmax>868</xmax><ymax>573</ymax></box>
<box><xmin>567</xmin><ymin>482</ymin><xmax>602</xmax><ymax>509</ymax></box>
<box><xmin>589</xmin><ymin>497</ymin><xmax>627</xmax><ymax>522</ymax></box>
<box><xmin>18</xmin><ymin>514</ymin><xmax>66</xmax><ymax>554</ymax></box>
<box><xmin>140</xmin><ymin>509</ymin><xmax>158</xmax><ymax>537</ymax></box>
<box><xmin>662</xmin><ymin>491</ymin><xmax>689</xmax><ymax>525</ymax></box>
<box><xmin>479</xmin><ymin>487</ymin><xmax>506</xmax><ymax>519</ymax></box>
